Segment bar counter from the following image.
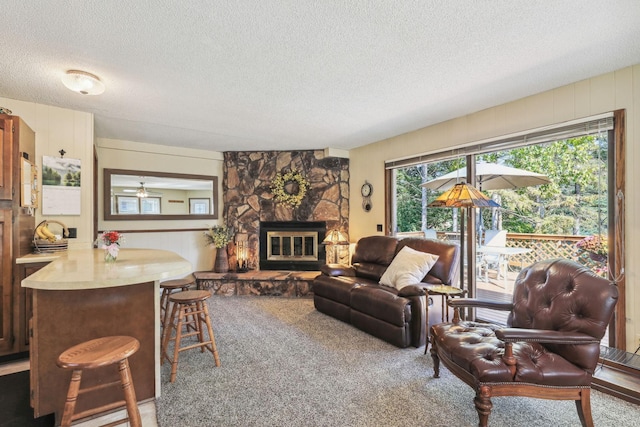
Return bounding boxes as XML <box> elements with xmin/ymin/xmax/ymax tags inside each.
<box><xmin>21</xmin><ymin>248</ymin><xmax>192</xmax><ymax>421</ymax></box>
<box><xmin>21</xmin><ymin>248</ymin><xmax>191</xmax><ymax>290</ymax></box>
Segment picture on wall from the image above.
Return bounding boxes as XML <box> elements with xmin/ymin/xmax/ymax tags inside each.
<box><xmin>41</xmin><ymin>155</ymin><xmax>81</xmax><ymax>215</ymax></box>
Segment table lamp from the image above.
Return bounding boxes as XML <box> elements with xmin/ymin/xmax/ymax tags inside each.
<box><xmin>322</xmin><ymin>230</ymin><xmax>349</xmax><ymax>264</ymax></box>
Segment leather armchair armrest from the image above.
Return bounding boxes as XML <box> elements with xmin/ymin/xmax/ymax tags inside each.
<box><xmin>398</xmin><ymin>285</ymin><xmax>426</xmax><ymax>297</ymax></box>
<box><xmin>320</xmin><ymin>264</ymin><xmax>356</xmax><ymax>277</ymax></box>
<box><xmin>447</xmin><ymin>298</ymin><xmax>514</xmax><ymax>312</ymax></box>
<box><xmin>495</xmin><ymin>328</ymin><xmax>599</xmax><ymax>344</ymax></box>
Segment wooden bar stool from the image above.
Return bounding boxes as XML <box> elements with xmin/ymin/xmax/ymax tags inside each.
<box><xmin>56</xmin><ymin>335</ymin><xmax>142</xmax><ymax>427</ymax></box>
<box><xmin>160</xmin><ymin>274</ymin><xmax>195</xmax><ymax>329</ymax></box>
<box><xmin>162</xmin><ymin>290</ymin><xmax>221</xmax><ymax>382</ymax></box>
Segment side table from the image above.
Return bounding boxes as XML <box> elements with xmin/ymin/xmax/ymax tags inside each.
<box><xmin>424</xmin><ymin>285</ymin><xmax>466</xmax><ymax>354</ymax></box>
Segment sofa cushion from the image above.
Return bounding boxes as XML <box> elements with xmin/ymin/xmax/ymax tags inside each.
<box><xmin>431</xmin><ymin>321</ymin><xmax>592</xmax><ymax>385</ymax></box>
<box><xmin>320</xmin><ymin>264</ymin><xmax>356</xmax><ymax>277</ymax></box>
<box><xmin>379</xmin><ymin>246</ymin><xmax>439</xmax><ymax>290</ymax></box>
<box><xmin>312</xmin><ymin>275</ymin><xmax>360</xmax><ymax>305</ymax></box>
<box><xmin>352</xmin><ymin>236</ymin><xmax>398</xmax><ymax>280</ymax></box>
<box><xmin>350</xmin><ymin>285</ymin><xmax>411</xmax><ymax>327</ymax></box>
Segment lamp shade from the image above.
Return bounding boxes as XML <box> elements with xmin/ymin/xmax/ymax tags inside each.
<box><xmin>427</xmin><ymin>182</ymin><xmax>500</xmax><ymax>208</ymax></box>
<box><xmin>61</xmin><ymin>70</ymin><xmax>105</xmax><ymax>95</ymax></box>
<box><xmin>322</xmin><ymin>230</ymin><xmax>349</xmax><ymax>245</ymax></box>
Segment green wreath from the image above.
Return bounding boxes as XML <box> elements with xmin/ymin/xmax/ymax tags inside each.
<box><xmin>271</xmin><ymin>170</ymin><xmax>309</xmax><ymax>208</ymax></box>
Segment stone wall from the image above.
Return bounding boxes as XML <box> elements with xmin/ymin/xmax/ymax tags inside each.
<box><xmin>194</xmin><ymin>271</ymin><xmax>318</xmax><ymax>297</ymax></box>
<box><xmin>223</xmin><ymin>150</ymin><xmax>349</xmax><ymax>270</ymax></box>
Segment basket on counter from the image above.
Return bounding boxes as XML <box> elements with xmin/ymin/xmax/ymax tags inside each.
<box><xmin>33</xmin><ymin>220</ymin><xmax>69</xmax><ymax>253</ymax></box>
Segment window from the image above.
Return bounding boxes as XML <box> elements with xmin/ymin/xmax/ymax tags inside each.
<box><xmin>116</xmin><ymin>195</ymin><xmax>161</xmax><ymax>214</ymax></box>
<box><xmin>141</xmin><ymin>197</ymin><xmax>161</xmax><ymax>214</ymax></box>
<box><xmin>116</xmin><ymin>196</ymin><xmax>139</xmax><ymax>214</ymax></box>
<box><xmin>386</xmin><ymin>112</ymin><xmax>625</xmax><ymax>347</ymax></box>
<box><xmin>189</xmin><ymin>198</ymin><xmax>211</xmax><ymax>214</ymax></box>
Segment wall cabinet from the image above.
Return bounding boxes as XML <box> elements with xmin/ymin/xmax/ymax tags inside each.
<box><xmin>0</xmin><ymin>114</ymin><xmax>35</xmax><ymax>357</ymax></box>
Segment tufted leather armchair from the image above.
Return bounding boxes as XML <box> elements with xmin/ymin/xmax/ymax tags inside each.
<box><xmin>430</xmin><ymin>259</ymin><xmax>618</xmax><ymax>427</ymax></box>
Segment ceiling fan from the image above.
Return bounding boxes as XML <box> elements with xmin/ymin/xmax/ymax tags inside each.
<box><xmin>122</xmin><ymin>182</ymin><xmax>163</xmax><ymax>197</ymax></box>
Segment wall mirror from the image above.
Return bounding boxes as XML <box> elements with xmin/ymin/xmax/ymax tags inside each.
<box><xmin>104</xmin><ymin>168</ymin><xmax>218</xmax><ymax>220</ymax></box>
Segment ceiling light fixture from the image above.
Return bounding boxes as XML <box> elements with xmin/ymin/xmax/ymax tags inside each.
<box><xmin>61</xmin><ymin>70</ymin><xmax>105</xmax><ymax>95</ymax></box>
<box><xmin>136</xmin><ymin>182</ymin><xmax>148</xmax><ymax>198</ymax></box>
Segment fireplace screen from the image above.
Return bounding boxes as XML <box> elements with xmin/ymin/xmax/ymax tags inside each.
<box><xmin>266</xmin><ymin>231</ymin><xmax>318</xmax><ymax>261</ymax></box>
<box><xmin>259</xmin><ymin>221</ymin><xmax>326</xmax><ymax>270</ymax></box>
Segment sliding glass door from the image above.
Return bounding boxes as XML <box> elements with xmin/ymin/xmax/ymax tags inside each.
<box><xmin>387</xmin><ymin>113</ymin><xmax>624</xmax><ymax>347</ymax></box>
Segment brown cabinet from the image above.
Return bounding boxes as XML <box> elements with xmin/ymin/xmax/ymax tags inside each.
<box><xmin>16</xmin><ymin>262</ymin><xmax>49</xmax><ymax>352</ymax></box>
<box><xmin>0</xmin><ymin>114</ymin><xmax>36</xmax><ymax>356</ymax></box>
<box><xmin>0</xmin><ymin>208</ymin><xmax>13</xmax><ymax>352</ymax></box>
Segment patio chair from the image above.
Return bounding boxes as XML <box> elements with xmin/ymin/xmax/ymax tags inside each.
<box><xmin>430</xmin><ymin>259</ymin><xmax>618</xmax><ymax>427</ymax></box>
<box><xmin>477</xmin><ymin>229</ymin><xmax>508</xmax><ymax>285</ymax></box>
<box><xmin>423</xmin><ymin>229</ymin><xmax>438</xmax><ymax>240</ymax></box>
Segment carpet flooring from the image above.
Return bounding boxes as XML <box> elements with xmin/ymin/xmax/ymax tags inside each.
<box><xmin>0</xmin><ymin>370</ymin><xmax>54</xmax><ymax>427</ymax></box>
<box><xmin>156</xmin><ymin>297</ymin><xmax>640</xmax><ymax>427</ymax></box>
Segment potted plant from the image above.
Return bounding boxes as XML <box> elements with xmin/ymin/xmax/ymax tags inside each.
<box><xmin>576</xmin><ymin>234</ymin><xmax>608</xmax><ymax>263</ymax></box>
<box><xmin>204</xmin><ymin>225</ymin><xmax>233</xmax><ymax>272</ymax></box>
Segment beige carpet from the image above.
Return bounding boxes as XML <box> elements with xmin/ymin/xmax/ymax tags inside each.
<box><xmin>157</xmin><ymin>297</ymin><xmax>640</xmax><ymax>427</ymax></box>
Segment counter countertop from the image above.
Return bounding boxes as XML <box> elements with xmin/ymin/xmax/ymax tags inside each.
<box><xmin>16</xmin><ymin>253</ymin><xmax>62</xmax><ymax>264</ymax></box>
<box><xmin>21</xmin><ymin>248</ymin><xmax>192</xmax><ymax>290</ymax></box>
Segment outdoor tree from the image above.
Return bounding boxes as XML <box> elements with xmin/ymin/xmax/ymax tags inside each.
<box><xmin>394</xmin><ymin>135</ymin><xmax>608</xmax><ymax>237</ymax></box>
<box><xmin>505</xmin><ymin>135</ymin><xmax>607</xmax><ymax>235</ymax></box>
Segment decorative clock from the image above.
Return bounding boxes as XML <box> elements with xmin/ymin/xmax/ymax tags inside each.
<box><xmin>361</xmin><ymin>182</ymin><xmax>373</xmax><ymax>212</ymax></box>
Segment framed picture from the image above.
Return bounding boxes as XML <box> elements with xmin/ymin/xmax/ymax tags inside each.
<box><xmin>116</xmin><ymin>196</ymin><xmax>140</xmax><ymax>214</ymax></box>
<box><xmin>189</xmin><ymin>198</ymin><xmax>210</xmax><ymax>214</ymax></box>
<box><xmin>141</xmin><ymin>197</ymin><xmax>161</xmax><ymax>214</ymax></box>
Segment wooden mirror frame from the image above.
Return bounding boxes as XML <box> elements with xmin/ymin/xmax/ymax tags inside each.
<box><xmin>103</xmin><ymin>168</ymin><xmax>219</xmax><ymax>221</ymax></box>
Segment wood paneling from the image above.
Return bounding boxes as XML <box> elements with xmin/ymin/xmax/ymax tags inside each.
<box><xmin>30</xmin><ymin>282</ymin><xmax>155</xmax><ymax>420</ymax></box>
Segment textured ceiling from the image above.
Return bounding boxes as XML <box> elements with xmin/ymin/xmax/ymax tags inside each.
<box><xmin>1</xmin><ymin>1</ymin><xmax>639</xmax><ymax>153</ymax></box>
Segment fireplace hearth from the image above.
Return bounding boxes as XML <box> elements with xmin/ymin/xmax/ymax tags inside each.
<box><xmin>259</xmin><ymin>221</ymin><xmax>326</xmax><ymax>271</ymax></box>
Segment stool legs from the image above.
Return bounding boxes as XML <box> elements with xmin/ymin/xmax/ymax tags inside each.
<box><xmin>119</xmin><ymin>358</ymin><xmax>142</xmax><ymax>427</ymax></box>
<box><xmin>60</xmin><ymin>370</ymin><xmax>83</xmax><ymax>427</ymax></box>
<box><xmin>59</xmin><ymin>359</ymin><xmax>141</xmax><ymax>427</ymax></box>
<box><xmin>202</xmin><ymin>302</ymin><xmax>221</xmax><ymax>366</ymax></box>
<box><xmin>160</xmin><ymin>285</ymin><xmax>190</xmax><ymax>329</ymax></box>
<box><xmin>163</xmin><ymin>298</ymin><xmax>221</xmax><ymax>383</ymax></box>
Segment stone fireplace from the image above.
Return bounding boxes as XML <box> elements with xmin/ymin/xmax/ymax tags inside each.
<box><xmin>259</xmin><ymin>221</ymin><xmax>326</xmax><ymax>270</ymax></box>
<box><xmin>223</xmin><ymin>150</ymin><xmax>349</xmax><ymax>271</ymax></box>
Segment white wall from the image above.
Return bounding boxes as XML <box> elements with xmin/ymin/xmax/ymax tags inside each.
<box><xmin>96</xmin><ymin>138</ymin><xmax>224</xmax><ymax>271</ymax></box>
<box><xmin>0</xmin><ymin>96</ymin><xmax>224</xmax><ymax>272</ymax></box>
<box><xmin>349</xmin><ymin>65</ymin><xmax>639</xmax><ymax>350</ymax></box>
<box><xmin>0</xmin><ymin>97</ymin><xmax>94</xmax><ymax>250</ymax></box>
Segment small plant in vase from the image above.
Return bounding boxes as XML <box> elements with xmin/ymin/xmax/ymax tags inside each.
<box><xmin>96</xmin><ymin>231</ymin><xmax>123</xmax><ymax>262</ymax></box>
<box><xmin>204</xmin><ymin>225</ymin><xmax>233</xmax><ymax>272</ymax></box>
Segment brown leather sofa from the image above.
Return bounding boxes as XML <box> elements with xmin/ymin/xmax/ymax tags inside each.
<box><xmin>313</xmin><ymin>235</ymin><xmax>460</xmax><ymax>348</ymax></box>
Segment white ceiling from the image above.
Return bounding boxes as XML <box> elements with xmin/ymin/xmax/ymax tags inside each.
<box><xmin>1</xmin><ymin>1</ymin><xmax>639</xmax><ymax>153</ymax></box>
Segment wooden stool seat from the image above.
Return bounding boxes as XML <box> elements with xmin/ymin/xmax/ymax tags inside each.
<box><xmin>170</xmin><ymin>289</ymin><xmax>212</xmax><ymax>303</ymax></box>
<box><xmin>57</xmin><ymin>336</ymin><xmax>142</xmax><ymax>427</ymax></box>
<box><xmin>162</xmin><ymin>290</ymin><xmax>221</xmax><ymax>382</ymax></box>
<box><xmin>160</xmin><ymin>274</ymin><xmax>195</xmax><ymax>329</ymax></box>
<box><xmin>57</xmin><ymin>335</ymin><xmax>139</xmax><ymax>369</ymax></box>
<box><xmin>160</xmin><ymin>276</ymin><xmax>195</xmax><ymax>290</ymax></box>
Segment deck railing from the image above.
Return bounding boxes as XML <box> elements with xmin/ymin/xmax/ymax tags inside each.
<box><xmin>396</xmin><ymin>231</ymin><xmax>607</xmax><ymax>274</ymax></box>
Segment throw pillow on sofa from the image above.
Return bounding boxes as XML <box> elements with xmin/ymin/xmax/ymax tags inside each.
<box><xmin>379</xmin><ymin>246</ymin><xmax>439</xmax><ymax>290</ymax></box>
